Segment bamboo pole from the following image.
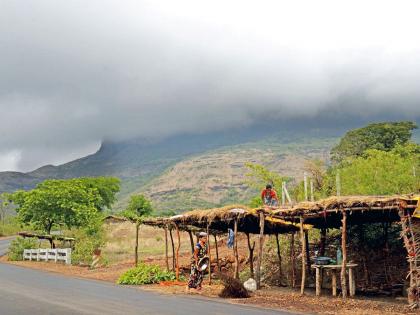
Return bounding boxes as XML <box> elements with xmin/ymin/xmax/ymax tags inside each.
<box><xmin>305</xmin><ymin>231</ymin><xmax>311</xmax><ymax>276</ymax></box>
<box><xmin>134</xmin><ymin>222</ymin><xmax>140</xmax><ymax>266</ymax></box>
<box><xmin>256</xmin><ymin>211</ymin><xmax>265</xmax><ymax>289</ymax></box>
<box><xmin>188</xmin><ymin>230</ymin><xmax>194</xmax><ymax>253</ymax></box>
<box><xmin>207</xmin><ymin>224</ymin><xmax>212</xmax><ymax>284</ymax></box>
<box><xmin>341</xmin><ymin>210</ymin><xmax>347</xmax><ymax>299</ymax></box>
<box><xmin>175</xmin><ymin>224</ymin><xmax>181</xmax><ymax>281</ymax></box>
<box><xmin>213</xmin><ymin>234</ymin><xmax>220</xmax><ymax>272</ymax></box>
<box><xmin>233</xmin><ymin>217</ymin><xmax>239</xmax><ymax>279</ymax></box>
<box><xmin>164</xmin><ymin>224</ymin><xmax>169</xmax><ymax>272</ymax></box>
<box><xmin>290</xmin><ymin>232</ymin><xmax>296</xmax><ymax>288</ymax></box>
<box><xmin>169</xmin><ymin>227</ymin><xmax>175</xmax><ymax>271</ymax></box>
<box><xmin>300</xmin><ymin>216</ymin><xmax>306</xmax><ymax>295</ymax></box>
<box><xmin>275</xmin><ymin>233</ymin><xmax>283</xmax><ymax>282</ymax></box>
<box><xmin>246</xmin><ymin>232</ymin><xmax>255</xmax><ymax>278</ymax></box>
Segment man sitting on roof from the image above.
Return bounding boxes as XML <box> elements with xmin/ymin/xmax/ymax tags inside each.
<box><xmin>261</xmin><ymin>184</ymin><xmax>279</xmax><ymax>207</ymax></box>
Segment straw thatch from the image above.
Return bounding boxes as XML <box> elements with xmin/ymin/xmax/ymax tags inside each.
<box><xmin>271</xmin><ymin>195</ymin><xmax>419</xmax><ymax>228</ymax></box>
<box><xmin>167</xmin><ymin>204</ymin><xmax>300</xmax><ymax>234</ymax></box>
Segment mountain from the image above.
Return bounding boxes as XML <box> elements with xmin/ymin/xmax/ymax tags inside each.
<box><xmin>0</xmin><ymin>121</ymin><xmax>356</xmax><ymax>212</ymax></box>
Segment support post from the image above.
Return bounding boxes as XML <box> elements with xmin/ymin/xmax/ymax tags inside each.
<box><xmin>275</xmin><ymin>233</ymin><xmax>283</xmax><ymax>282</ymax></box>
<box><xmin>246</xmin><ymin>232</ymin><xmax>255</xmax><ymax>278</ymax></box>
<box><xmin>304</xmin><ymin>172</ymin><xmax>308</xmax><ymax>201</ymax></box>
<box><xmin>341</xmin><ymin>210</ymin><xmax>347</xmax><ymax>299</ymax></box>
<box><xmin>207</xmin><ymin>224</ymin><xmax>212</xmax><ymax>284</ymax></box>
<box><xmin>175</xmin><ymin>224</ymin><xmax>181</xmax><ymax>281</ymax></box>
<box><xmin>188</xmin><ymin>230</ymin><xmax>194</xmax><ymax>254</ymax></box>
<box><xmin>332</xmin><ymin>269</ymin><xmax>337</xmax><ymax>297</ymax></box>
<box><xmin>213</xmin><ymin>234</ymin><xmax>220</xmax><ymax>272</ymax></box>
<box><xmin>310</xmin><ymin>179</ymin><xmax>314</xmax><ymax>202</ymax></box>
<box><xmin>169</xmin><ymin>227</ymin><xmax>175</xmax><ymax>271</ymax></box>
<box><xmin>233</xmin><ymin>217</ymin><xmax>239</xmax><ymax>279</ymax></box>
<box><xmin>256</xmin><ymin>211</ymin><xmax>265</xmax><ymax>289</ymax></box>
<box><xmin>315</xmin><ymin>267</ymin><xmax>321</xmax><ymax>296</ymax></box>
<box><xmin>164</xmin><ymin>224</ymin><xmax>169</xmax><ymax>272</ymax></box>
<box><xmin>134</xmin><ymin>222</ymin><xmax>140</xmax><ymax>266</ymax></box>
<box><xmin>305</xmin><ymin>231</ymin><xmax>311</xmax><ymax>276</ymax></box>
<box><xmin>320</xmin><ymin>228</ymin><xmax>327</xmax><ymax>256</ymax></box>
<box><xmin>300</xmin><ymin>216</ymin><xmax>306</xmax><ymax>295</ymax></box>
<box><xmin>290</xmin><ymin>232</ymin><xmax>296</xmax><ymax>288</ymax></box>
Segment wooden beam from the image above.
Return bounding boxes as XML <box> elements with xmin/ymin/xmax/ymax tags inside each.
<box><xmin>341</xmin><ymin>210</ymin><xmax>347</xmax><ymax>299</ymax></box>
<box><xmin>207</xmin><ymin>224</ymin><xmax>212</xmax><ymax>285</ymax></box>
<box><xmin>300</xmin><ymin>216</ymin><xmax>306</xmax><ymax>295</ymax></box>
<box><xmin>188</xmin><ymin>230</ymin><xmax>194</xmax><ymax>254</ymax></box>
<box><xmin>256</xmin><ymin>211</ymin><xmax>265</xmax><ymax>289</ymax></box>
<box><xmin>233</xmin><ymin>217</ymin><xmax>239</xmax><ymax>279</ymax></box>
<box><xmin>246</xmin><ymin>232</ymin><xmax>255</xmax><ymax>278</ymax></box>
<box><xmin>164</xmin><ymin>225</ymin><xmax>169</xmax><ymax>272</ymax></box>
<box><xmin>275</xmin><ymin>233</ymin><xmax>282</xmax><ymax>282</ymax></box>
<box><xmin>169</xmin><ymin>227</ymin><xmax>175</xmax><ymax>271</ymax></box>
<box><xmin>175</xmin><ymin>224</ymin><xmax>181</xmax><ymax>281</ymax></box>
<box><xmin>134</xmin><ymin>222</ymin><xmax>140</xmax><ymax>266</ymax></box>
<box><xmin>213</xmin><ymin>234</ymin><xmax>220</xmax><ymax>272</ymax></box>
<box><xmin>290</xmin><ymin>232</ymin><xmax>296</xmax><ymax>288</ymax></box>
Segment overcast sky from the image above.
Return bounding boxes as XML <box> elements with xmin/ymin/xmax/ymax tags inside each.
<box><xmin>1</xmin><ymin>0</ymin><xmax>420</xmax><ymax>172</ymax></box>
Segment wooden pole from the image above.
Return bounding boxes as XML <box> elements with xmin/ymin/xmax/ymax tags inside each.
<box><xmin>341</xmin><ymin>210</ymin><xmax>347</xmax><ymax>299</ymax></box>
<box><xmin>275</xmin><ymin>233</ymin><xmax>283</xmax><ymax>282</ymax></box>
<box><xmin>175</xmin><ymin>224</ymin><xmax>181</xmax><ymax>281</ymax></box>
<box><xmin>320</xmin><ymin>228</ymin><xmax>327</xmax><ymax>256</ymax></box>
<box><xmin>188</xmin><ymin>230</ymin><xmax>194</xmax><ymax>253</ymax></box>
<box><xmin>310</xmin><ymin>179</ymin><xmax>314</xmax><ymax>202</ymax></box>
<box><xmin>134</xmin><ymin>222</ymin><xmax>140</xmax><ymax>266</ymax></box>
<box><xmin>246</xmin><ymin>232</ymin><xmax>255</xmax><ymax>278</ymax></box>
<box><xmin>304</xmin><ymin>172</ymin><xmax>308</xmax><ymax>201</ymax></box>
<box><xmin>281</xmin><ymin>182</ymin><xmax>286</xmax><ymax>206</ymax></box>
<box><xmin>256</xmin><ymin>211</ymin><xmax>265</xmax><ymax>289</ymax></box>
<box><xmin>233</xmin><ymin>217</ymin><xmax>239</xmax><ymax>279</ymax></box>
<box><xmin>305</xmin><ymin>231</ymin><xmax>311</xmax><ymax>276</ymax></box>
<box><xmin>290</xmin><ymin>232</ymin><xmax>296</xmax><ymax>288</ymax></box>
<box><xmin>213</xmin><ymin>234</ymin><xmax>220</xmax><ymax>272</ymax></box>
<box><xmin>164</xmin><ymin>224</ymin><xmax>169</xmax><ymax>272</ymax></box>
<box><xmin>169</xmin><ymin>227</ymin><xmax>175</xmax><ymax>271</ymax></box>
<box><xmin>207</xmin><ymin>224</ymin><xmax>212</xmax><ymax>285</ymax></box>
<box><xmin>300</xmin><ymin>216</ymin><xmax>306</xmax><ymax>295</ymax></box>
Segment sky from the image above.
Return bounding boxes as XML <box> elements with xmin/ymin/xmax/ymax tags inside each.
<box><xmin>1</xmin><ymin>0</ymin><xmax>420</xmax><ymax>172</ymax></box>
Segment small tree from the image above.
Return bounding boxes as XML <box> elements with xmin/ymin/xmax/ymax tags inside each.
<box><xmin>122</xmin><ymin>195</ymin><xmax>153</xmax><ymax>266</ymax></box>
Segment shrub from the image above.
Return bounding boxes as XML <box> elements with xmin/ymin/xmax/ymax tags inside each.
<box><xmin>117</xmin><ymin>263</ymin><xmax>175</xmax><ymax>285</ymax></box>
<box><xmin>71</xmin><ymin>228</ymin><xmax>105</xmax><ymax>265</ymax></box>
<box><xmin>8</xmin><ymin>237</ymin><xmax>38</xmax><ymax>261</ymax></box>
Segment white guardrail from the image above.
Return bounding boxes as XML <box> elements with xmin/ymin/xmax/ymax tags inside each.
<box><xmin>23</xmin><ymin>248</ymin><xmax>71</xmax><ymax>265</ymax></box>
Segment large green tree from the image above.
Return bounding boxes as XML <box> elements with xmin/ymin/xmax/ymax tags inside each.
<box><xmin>331</xmin><ymin>121</ymin><xmax>417</xmax><ymax>163</ymax></box>
<box><xmin>11</xmin><ymin>177</ymin><xmax>120</xmax><ymax>234</ymax></box>
<box><xmin>325</xmin><ymin>144</ymin><xmax>419</xmax><ymax>195</ymax></box>
<box><xmin>122</xmin><ymin>194</ymin><xmax>153</xmax><ymax>266</ymax></box>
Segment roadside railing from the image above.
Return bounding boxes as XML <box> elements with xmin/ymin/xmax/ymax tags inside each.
<box><xmin>23</xmin><ymin>248</ymin><xmax>71</xmax><ymax>265</ymax></box>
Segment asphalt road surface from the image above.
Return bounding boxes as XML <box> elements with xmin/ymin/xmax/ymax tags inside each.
<box><xmin>0</xmin><ymin>244</ymin><xmax>294</xmax><ymax>315</ymax></box>
<box><xmin>0</xmin><ymin>237</ymin><xmax>13</xmax><ymax>256</ymax></box>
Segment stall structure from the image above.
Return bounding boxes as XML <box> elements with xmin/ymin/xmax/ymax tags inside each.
<box><xmin>270</xmin><ymin>195</ymin><xmax>420</xmax><ymax>309</ymax></box>
<box><xmin>143</xmin><ymin>205</ymin><xmax>303</xmax><ymax>287</ymax></box>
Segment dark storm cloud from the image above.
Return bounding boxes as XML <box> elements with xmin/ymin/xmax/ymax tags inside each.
<box><xmin>1</xmin><ymin>0</ymin><xmax>419</xmax><ymax>171</ymax></box>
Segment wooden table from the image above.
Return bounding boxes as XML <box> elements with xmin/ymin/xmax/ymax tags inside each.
<box><xmin>311</xmin><ymin>264</ymin><xmax>358</xmax><ymax>297</ymax></box>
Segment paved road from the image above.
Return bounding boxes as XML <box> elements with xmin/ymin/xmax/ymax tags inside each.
<box><xmin>0</xmin><ymin>237</ymin><xmax>13</xmax><ymax>256</ymax></box>
<box><xmin>0</xmin><ymin>260</ymin><xmax>294</xmax><ymax>315</ymax></box>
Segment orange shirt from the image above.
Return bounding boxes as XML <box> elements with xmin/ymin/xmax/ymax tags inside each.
<box><xmin>261</xmin><ymin>189</ymin><xmax>278</xmax><ymax>200</ymax></box>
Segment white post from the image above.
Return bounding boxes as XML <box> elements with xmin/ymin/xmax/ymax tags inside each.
<box><xmin>336</xmin><ymin>170</ymin><xmax>341</xmax><ymax>196</ymax></box>
<box><xmin>281</xmin><ymin>182</ymin><xmax>286</xmax><ymax>206</ymax></box>
<box><xmin>310</xmin><ymin>179</ymin><xmax>314</xmax><ymax>202</ymax></box>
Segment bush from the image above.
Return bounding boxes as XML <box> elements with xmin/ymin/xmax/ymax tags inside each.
<box><xmin>117</xmin><ymin>263</ymin><xmax>175</xmax><ymax>285</ymax></box>
<box><xmin>71</xmin><ymin>228</ymin><xmax>105</xmax><ymax>265</ymax></box>
<box><xmin>8</xmin><ymin>237</ymin><xmax>38</xmax><ymax>261</ymax></box>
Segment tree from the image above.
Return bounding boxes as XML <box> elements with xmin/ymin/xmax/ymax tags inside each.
<box><xmin>122</xmin><ymin>194</ymin><xmax>153</xmax><ymax>266</ymax></box>
<box><xmin>325</xmin><ymin>144</ymin><xmax>419</xmax><ymax>196</ymax></box>
<box><xmin>331</xmin><ymin>121</ymin><xmax>417</xmax><ymax>163</ymax></box>
<box><xmin>11</xmin><ymin>177</ymin><xmax>120</xmax><ymax>235</ymax></box>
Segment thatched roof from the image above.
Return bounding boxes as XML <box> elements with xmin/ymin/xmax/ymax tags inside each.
<box><xmin>166</xmin><ymin>204</ymin><xmax>301</xmax><ymax>234</ymax></box>
<box><xmin>271</xmin><ymin>195</ymin><xmax>419</xmax><ymax>228</ymax></box>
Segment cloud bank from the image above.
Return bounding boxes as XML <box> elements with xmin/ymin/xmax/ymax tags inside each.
<box><xmin>1</xmin><ymin>0</ymin><xmax>420</xmax><ymax>171</ymax></box>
